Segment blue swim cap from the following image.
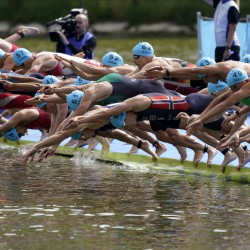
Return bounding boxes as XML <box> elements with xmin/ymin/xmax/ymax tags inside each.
<box><xmin>207</xmin><ymin>81</ymin><xmax>229</xmax><ymax>94</ymax></box>
<box><xmin>3</xmin><ymin>128</ymin><xmax>20</xmax><ymax>141</ymax></box>
<box><xmin>226</xmin><ymin>68</ymin><xmax>249</xmax><ymax>86</ymax></box>
<box><xmin>196</xmin><ymin>57</ymin><xmax>216</xmax><ymax>79</ymax></box>
<box><xmin>240</xmin><ymin>54</ymin><xmax>250</xmax><ymax>64</ymax></box>
<box><xmin>74</xmin><ymin>76</ymin><xmax>90</xmax><ymax>85</ymax></box>
<box><xmin>110</xmin><ymin>112</ymin><xmax>126</xmax><ymax>128</ymax></box>
<box><xmin>13</xmin><ymin>48</ymin><xmax>32</xmax><ymax>66</ymax></box>
<box><xmin>102</xmin><ymin>52</ymin><xmax>124</xmax><ymax>67</ymax></box>
<box><xmin>132</xmin><ymin>42</ymin><xmax>154</xmax><ymax>57</ymax></box>
<box><xmin>66</xmin><ymin>90</ymin><xmax>84</xmax><ymax>111</ymax></box>
<box><xmin>42</xmin><ymin>75</ymin><xmax>59</xmax><ymax>84</ymax></box>
<box><xmin>0</xmin><ymin>49</ymin><xmax>6</xmax><ymax>59</ymax></box>
<box><xmin>34</xmin><ymin>92</ymin><xmax>47</xmax><ymax>109</ymax></box>
<box><xmin>71</xmin><ymin>131</ymin><xmax>82</xmax><ymax>140</ymax></box>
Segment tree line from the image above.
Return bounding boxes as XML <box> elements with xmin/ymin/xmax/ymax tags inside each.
<box><xmin>1</xmin><ymin>0</ymin><xmax>250</xmax><ymax>27</ymax></box>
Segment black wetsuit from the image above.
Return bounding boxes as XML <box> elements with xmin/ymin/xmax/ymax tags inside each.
<box><xmin>137</xmin><ymin>93</ymin><xmax>191</xmax><ymax>122</ymax></box>
<box><xmin>0</xmin><ymin>71</ymin><xmax>44</xmax><ymax>96</ymax></box>
<box><xmin>95</xmin><ymin>73</ymin><xmax>180</xmax><ymax>106</ymax></box>
<box><xmin>97</xmin><ymin>122</ymin><xmax>116</xmax><ymax>132</ymax></box>
<box><xmin>134</xmin><ymin>92</ymin><xmax>221</xmax><ymax>131</ymax></box>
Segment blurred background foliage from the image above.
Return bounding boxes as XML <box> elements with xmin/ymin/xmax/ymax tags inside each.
<box><xmin>0</xmin><ymin>0</ymin><xmax>249</xmax><ymax>27</ymax></box>
<box><xmin>2</xmin><ymin>0</ymin><xmax>249</xmax><ymax>63</ymax></box>
<box><xmin>18</xmin><ymin>36</ymin><xmax>199</xmax><ymax>63</ymax></box>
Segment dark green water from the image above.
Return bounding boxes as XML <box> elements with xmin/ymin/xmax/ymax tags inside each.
<box><xmin>0</xmin><ymin>146</ymin><xmax>249</xmax><ymax>250</ymax></box>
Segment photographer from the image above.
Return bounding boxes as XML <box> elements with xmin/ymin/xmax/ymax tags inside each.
<box><xmin>56</xmin><ymin>14</ymin><xmax>97</xmax><ymax>59</ymax></box>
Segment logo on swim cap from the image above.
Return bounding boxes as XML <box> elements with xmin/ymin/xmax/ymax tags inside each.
<box><xmin>34</xmin><ymin>92</ymin><xmax>47</xmax><ymax>109</ymax></box>
<box><xmin>240</xmin><ymin>54</ymin><xmax>250</xmax><ymax>64</ymax></box>
<box><xmin>0</xmin><ymin>48</ymin><xmax>6</xmax><ymax>59</ymax></box>
<box><xmin>207</xmin><ymin>81</ymin><xmax>229</xmax><ymax>94</ymax></box>
<box><xmin>110</xmin><ymin>112</ymin><xmax>126</xmax><ymax>128</ymax></box>
<box><xmin>66</xmin><ymin>90</ymin><xmax>84</xmax><ymax>111</ymax></box>
<box><xmin>71</xmin><ymin>131</ymin><xmax>82</xmax><ymax>140</ymax></box>
<box><xmin>13</xmin><ymin>48</ymin><xmax>32</xmax><ymax>66</ymax></box>
<box><xmin>42</xmin><ymin>75</ymin><xmax>59</xmax><ymax>84</ymax></box>
<box><xmin>74</xmin><ymin>76</ymin><xmax>90</xmax><ymax>85</ymax></box>
<box><xmin>3</xmin><ymin>128</ymin><xmax>20</xmax><ymax>141</ymax></box>
<box><xmin>132</xmin><ymin>42</ymin><xmax>154</xmax><ymax>57</ymax></box>
<box><xmin>226</xmin><ymin>68</ymin><xmax>249</xmax><ymax>86</ymax></box>
<box><xmin>196</xmin><ymin>57</ymin><xmax>216</xmax><ymax>79</ymax></box>
<box><xmin>102</xmin><ymin>52</ymin><xmax>124</xmax><ymax>67</ymax></box>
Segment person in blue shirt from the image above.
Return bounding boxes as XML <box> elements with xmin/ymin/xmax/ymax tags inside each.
<box><xmin>56</xmin><ymin>14</ymin><xmax>97</xmax><ymax>59</ymax></box>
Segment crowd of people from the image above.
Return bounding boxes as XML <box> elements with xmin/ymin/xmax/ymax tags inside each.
<box><xmin>1</xmin><ymin>8</ymin><xmax>250</xmax><ymax>173</ymax></box>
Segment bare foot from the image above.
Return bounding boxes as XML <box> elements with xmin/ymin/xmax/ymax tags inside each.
<box><xmin>155</xmin><ymin>143</ymin><xmax>167</xmax><ymax>157</ymax></box>
<box><xmin>206</xmin><ymin>147</ymin><xmax>217</xmax><ymax>168</ymax></box>
<box><xmin>237</xmin><ymin>149</ymin><xmax>250</xmax><ymax>170</ymax></box>
<box><xmin>233</xmin><ymin>147</ymin><xmax>245</xmax><ymax>170</ymax></box>
<box><xmin>128</xmin><ymin>145</ymin><xmax>139</xmax><ymax>155</ymax></box>
<box><xmin>243</xmin><ymin>149</ymin><xmax>250</xmax><ymax>166</ymax></box>
<box><xmin>18</xmin><ymin>26</ymin><xmax>40</xmax><ymax>36</ymax></box>
<box><xmin>101</xmin><ymin>142</ymin><xmax>110</xmax><ymax>154</ymax></box>
<box><xmin>141</xmin><ymin>141</ymin><xmax>158</xmax><ymax>161</ymax></box>
<box><xmin>220</xmin><ymin>151</ymin><xmax>237</xmax><ymax>173</ymax></box>
<box><xmin>192</xmin><ymin>149</ymin><xmax>204</xmax><ymax>168</ymax></box>
<box><xmin>175</xmin><ymin>145</ymin><xmax>187</xmax><ymax>163</ymax></box>
<box><xmin>87</xmin><ymin>138</ymin><xmax>99</xmax><ymax>151</ymax></box>
<box><xmin>65</xmin><ymin>139</ymin><xmax>78</xmax><ymax>147</ymax></box>
<box><xmin>39</xmin><ymin>131</ymin><xmax>48</xmax><ymax>142</ymax></box>
<box><xmin>75</xmin><ymin>139</ymin><xmax>88</xmax><ymax>148</ymax></box>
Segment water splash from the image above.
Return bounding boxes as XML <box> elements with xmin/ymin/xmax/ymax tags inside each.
<box><xmin>18</xmin><ymin>145</ymin><xmax>32</xmax><ymax>156</ymax></box>
<box><xmin>111</xmin><ymin>162</ymin><xmax>149</xmax><ymax>173</ymax></box>
<box><xmin>0</xmin><ymin>144</ymin><xmax>14</xmax><ymax>150</ymax></box>
<box><xmin>71</xmin><ymin>151</ymin><xmax>96</xmax><ymax>167</ymax></box>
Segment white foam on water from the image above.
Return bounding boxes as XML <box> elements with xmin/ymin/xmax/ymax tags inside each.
<box><xmin>29</xmin><ymin>225</ymin><xmax>44</xmax><ymax>228</ymax></box>
<box><xmin>197</xmin><ymin>212</ymin><xmax>210</xmax><ymax>215</ymax></box>
<box><xmin>71</xmin><ymin>152</ymin><xmax>96</xmax><ymax>167</ymax></box>
<box><xmin>4</xmin><ymin>233</ymin><xmax>16</xmax><ymax>236</ymax></box>
<box><xmin>18</xmin><ymin>145</ymin><xmax>33</xmax><ymax>157</ymax></box>
<box><xmin>98</xmin><ymin>212</ymin><xmax>115</xmax><ymax>216</ymax></box>
<box><xmin>31</xmin><ymin>213</ymin><xmax>45</xmax><ymax>217</ymax></box>
<box><xmin>0</xmin><ymin>144</ymin><xmax>14</xmax><ymax>150</ymax></box>
<box><xmin>111</xmin><ymin>226</ymin><xmax>125</xmax><ymax>229</ymax></box>
<box><xmin>84</xmin><ymin>214</ymin><xmax>95</xmax><ymax>217</ymax></box>
<box><xmin>232</xmin><ymin>208</ymin><xmax>249</xmax><ymax>211</ymax></box>
<box><xmin>111</xmin><ymin>163</ymin><xmax>149</xmax><ymax>173</ymax></box>
<box><xmin>124</xmin><ymin>214</ymin><xmax>149</xmax><ymax>218</ymax></box>
<box><xmin>213</xmin><ymin>229</ymin><xmax>228</xmax><ymax>233</ymax></box>
<box><xmin>99</xmin><ymin>224</ymin><xmax>110</xmax><ymax>229</ymax></box>
<box><xmin>161</xmin><ymin>214</ymin><xmax>184</xmax><ymax>220</ymax></box>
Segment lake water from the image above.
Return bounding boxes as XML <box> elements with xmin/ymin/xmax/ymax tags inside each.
<box><xmin>0</xmin><ymin>145</ymin><xmax>249</xmax><ymax>250</ymax></box>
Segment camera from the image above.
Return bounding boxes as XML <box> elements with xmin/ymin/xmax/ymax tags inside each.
<box><xmin>47</xmin><ymin>8</ymin><xmax>87</xmax><ymax>42</ymax></box>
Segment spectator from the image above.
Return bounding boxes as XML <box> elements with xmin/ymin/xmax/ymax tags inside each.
<box><xmin>203</xmin><ymin>0</ymin><xmax>240</xmax><ymax>62</ymax></box>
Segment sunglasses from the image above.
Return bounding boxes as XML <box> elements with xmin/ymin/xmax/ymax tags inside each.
<box><xmin>133</xmin><ymin>55</ymin><xmax>141</xmax><ymax>59</ymax></box>
<box><xmin>230</xmin><ymin>85</ymin><xmax>237</xmax><ymax>91</ymax></box>
<box><xmin>20</xmin><ymin>62</ymin><xmax>28</xmax><ymax>68</ymax></box>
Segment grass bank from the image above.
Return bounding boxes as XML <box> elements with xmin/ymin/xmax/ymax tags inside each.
<box><xmin>17</xmin><ymin>35</ymin><xmax>199</xmax><ymax>64</ymax></box>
